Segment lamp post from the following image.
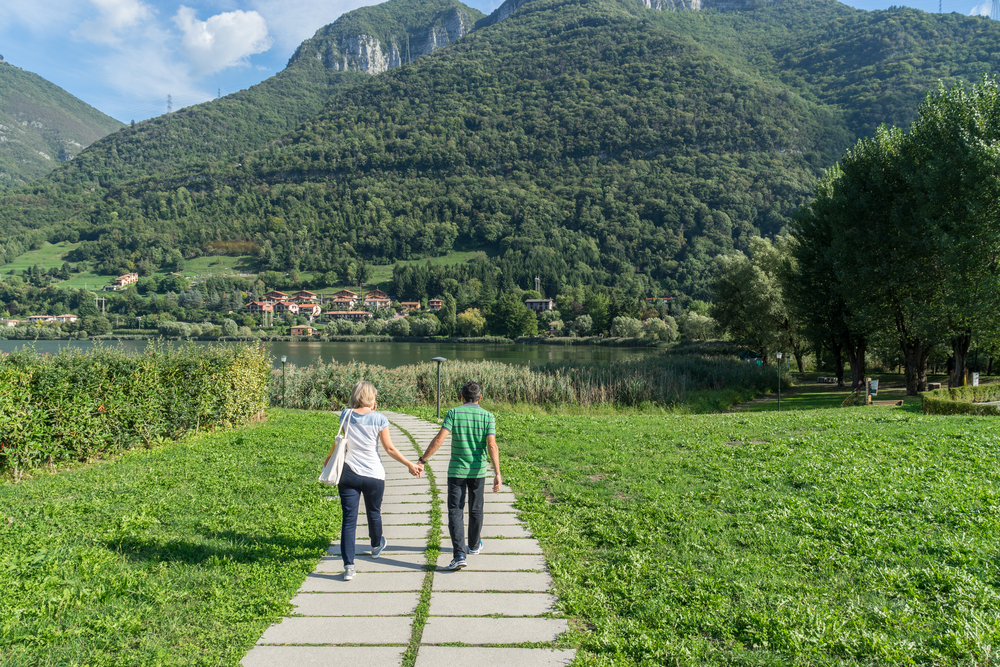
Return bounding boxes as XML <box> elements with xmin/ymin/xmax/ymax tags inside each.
<box><xmin>281</xmin><ymin>355</ymin><xmax>287</xmax><ymax>408</ymax></box>
<box><xmin>776</xmin><ymin>352</ymin><xmax>783</xmax><ymax>412</ymax></box>
<box><xmin>431</xmin><ymin>357</ymin><xmax>447</xmax><ymax>418</ymax></box>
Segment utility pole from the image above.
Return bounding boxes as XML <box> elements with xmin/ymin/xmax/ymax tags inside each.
<box><xmin>534</xmin><ymin>276</ymin><xmax>541</xmax><ymax>293</ymax></box>
<box><xmin>167</xmin><ymin>94</ymin><xmax>173</xmax><ymax>114</ymax></box>
<box><xmin>95</xmin><ymin>296</ymin><xmax>106</xmax><ymax>315</ymax></box>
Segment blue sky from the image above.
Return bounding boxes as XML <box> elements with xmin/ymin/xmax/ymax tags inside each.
<box><xmin>0</xmin><ymin>0</ymin><xmax>992</xmax><ymax>123</ymax></box>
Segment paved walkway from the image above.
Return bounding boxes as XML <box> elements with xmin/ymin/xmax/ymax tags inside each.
<box><xmin>241</xmin><ymin>411</ymin><xmax>575</xmax><ymax>667</ymax></box>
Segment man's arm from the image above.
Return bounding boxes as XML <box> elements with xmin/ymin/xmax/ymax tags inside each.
<box><xmin>487</xmin><ymin>434</ymin><xmax>501</xmax><ymax>492</ymax></box>
<box><xmin>419</xmin><ymin>427</ymin><xmax>450</xmax><ymax>468</ymax></box>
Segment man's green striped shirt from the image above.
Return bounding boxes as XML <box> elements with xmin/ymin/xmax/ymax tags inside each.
<box><xmin>442</xmin><ymin>404</ymin><xmax>496</xmax><ymax>478</ymax></box>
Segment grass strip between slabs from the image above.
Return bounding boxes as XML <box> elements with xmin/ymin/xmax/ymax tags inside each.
<box><xmin>391</xmin><ymin>420</ymin><xmax>440</xmax><ymax>667</ymax></box>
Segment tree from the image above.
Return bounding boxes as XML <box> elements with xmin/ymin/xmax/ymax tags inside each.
<box><xmin>457</xmin><ymin>308</ymin><xmax>487</xmax><ymax>337</ymax></box>
<box><xmin>572</xmin><ymin>314</ymin><xmax>593</xmax><ymax>336</ymax></box>
<box><xmin>611</xmin><ymin>316</ymin><xmax>644</xmax><ymax>338</ymax></box>
<box><xmin>583</xmin><ymin>290</ymin><xmax>610</xmax><ymax>334</ymax></box>
<box><xmin>712</xmin><ymin>237</ymin><xmax>805</xmax><ymax>368</ymax></box>
<box><xmin>644</xmin><ymin>317</ymin><xmax>677</xmax><ymax>342</ymax></box>
<box><xmin>488</xmin><ymin>293</ymin><xmax>537</xmax><ymax>339</ymax></box>
<box><xmin>387</xmin><ymin>318</ymin><xmax>411</xmax><ymax>336</ymax></box>
<box><xmin>222</xmin><ymin>318</ymin><xmax>238</xmax><ymax>337</ymax></box>
<box><xmin>679</xmin><ymin>312</ymin><xmax>715</xmax><ymax>340</ymax></box>
<box><xmin>440</xmin><ymin>293</ymin><xmax>457</xmax><ymax>336</ymax></box>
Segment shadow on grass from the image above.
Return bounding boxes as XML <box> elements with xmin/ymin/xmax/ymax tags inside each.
<box><xmin>104</xmin><ymin>530</ymin><xmax>329</xmax><ymax>565</ymax></box>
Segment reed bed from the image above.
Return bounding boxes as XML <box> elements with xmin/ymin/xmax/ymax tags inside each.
<box><xmin>271</xmin><ymin>353</ymin><xmax>786</xmax><ymax>410</ymax></box>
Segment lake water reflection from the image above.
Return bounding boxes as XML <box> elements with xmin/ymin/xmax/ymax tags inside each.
<box><xmin>0</xmin><ymin>339</ymin><xmax>659</xmax><ymax>369</ymax></box>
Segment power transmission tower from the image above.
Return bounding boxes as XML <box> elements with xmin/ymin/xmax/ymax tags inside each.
<box><xmin>534</xmin><ymin>276</ymin><xmax>541</xmax><ymax>293</ymax></box>
<box><xmin>217</xmin><ymin>87</ymin><xmax>221</xmax><ymax>99</ymax></box>
<box><xmin>992</xmin><ymin>0</ymin><xmax>1000</xmax><ymax>20</ymax></box>
<box><xmin>167</xmin><ymin>94</ymin><xmax>172</xmax><ymax>113</ymax></box>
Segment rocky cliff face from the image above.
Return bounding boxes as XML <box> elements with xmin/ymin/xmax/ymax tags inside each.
<box><xmin>297</xmin><ymin>6</ymin><xmax>477</xmax><ymax>75</ymax></box>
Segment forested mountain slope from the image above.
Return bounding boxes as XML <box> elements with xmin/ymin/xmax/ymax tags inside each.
<box><xmin>3</xmin><ymin>0</ymin><xmax>1000</xmax><ymax>300</ymax></box>
<box><xmin>0</xmin><ymin>60</ymin><xmax>123</xmax><ymax>189</ymax></box>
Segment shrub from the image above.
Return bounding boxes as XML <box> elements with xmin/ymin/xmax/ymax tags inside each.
<box><xmin>409</xmin><ymin>317</ymin><xmax>439</xmax><ymax>337</ymax></box>
<box><xmin>921</xmin><ymin>385</ymin><xmax>1000</xmax><ymax>415</ymax></box>
<box><xmin>387</xmin><ymin>318</ymin><xmax>411</xmax><ymax>336</ymax></box>
<box><xmin>0</xmin><ymin>343</ymin><xmax>270</xmax><ymax>478</ymax></box>
<box><xmin>611</xmin><ymin>316</ymin><xmax>644</xmax><ymax>338</ymax></box>
<box><xmin>457</xmin><ymin>308</ymin><xmax>486</xmax><ymax>336</ymax></box>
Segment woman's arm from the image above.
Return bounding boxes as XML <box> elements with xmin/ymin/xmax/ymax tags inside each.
<box><xmin>379</xmin><ymin>427</ymin><xmax>421</xmax><ymax>476</ymax></box>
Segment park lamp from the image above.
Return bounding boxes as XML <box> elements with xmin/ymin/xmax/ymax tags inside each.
<box><xmin>432</xmin><ymin>357</ymin><xmax>447</xmax><ymax>418</ymax></box>
<box><xmin>776</xmin><ymin>352</ymin><xmax>783</xmax><ymax>412</ymax></box>
<box><xmin>281</xmin><ymin>355</ymin><xmax>287</xmax><ymax>409</ymax></box>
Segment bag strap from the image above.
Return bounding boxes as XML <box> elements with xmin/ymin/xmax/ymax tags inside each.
<box><xmin>324</xmin><ymin>408</ymin><xmax>353</xmax><ymax>459</ymax></box>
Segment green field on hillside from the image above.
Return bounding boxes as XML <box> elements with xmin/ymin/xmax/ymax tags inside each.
<box><xmin>404</xmin><ymin>403</ymin><xmax>1000</xmax><ymax>665</ymax></box>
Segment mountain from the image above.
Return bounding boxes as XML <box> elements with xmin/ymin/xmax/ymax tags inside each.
<box><xmin>290</xmin><ymin>0</ymin><xmax>483</xmax><ymax>74</ymax></box>
<box><xmin>0</xmin><ymin>59</ymin><xmax>123</xmax><ymax>189</ymax></box>
<box><xmin>3</xmin><ymin>0</ymin><xmax>1000</xmax><ymax>301</ymax></box>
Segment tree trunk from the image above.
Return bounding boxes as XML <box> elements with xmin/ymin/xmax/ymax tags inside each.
<box><xmin>902</xmin><ymin>342</ymin><xmax>932</xmax><ymax>396</ymax></box>
<box><xmin>951</xmin><ymin>331</ymin><xmax>972</xmax><ymax>388</ymax></box>
<box><xmin>831</xmin><ymin>340</ymin><xmax>845</xmax><ymax>387</ymax></box>
<box><xmin>988</xmin><ymin>356</ymin><xmax>994</xmax><ymax>377</ymax></box>
<box><xmin>845</xmin><ymin>338</ymin><xmax>866</xmax><ymax>391</ymax></box>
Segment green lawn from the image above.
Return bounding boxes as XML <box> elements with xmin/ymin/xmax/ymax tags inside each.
<box><xmin>404</xmin><ymin>403</ymin><xmax>1000</xmax><ymax>665</ymax></box>
<box><xmin>0</xmin><ymin>409</ymin><xmax>340</xmax><ymax>666</ymax></box>
<box><xmin>740</xmin><ymin>373</ymin><xmax>963</xmax><ymax>412</ymax></box>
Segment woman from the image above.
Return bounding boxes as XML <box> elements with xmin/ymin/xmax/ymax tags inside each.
<box><xmin>336</xmin><ymin>380</ymin><xmax>421</xmax><ymax>581</ymax></box>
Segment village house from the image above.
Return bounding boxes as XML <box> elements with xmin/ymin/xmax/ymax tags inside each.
<box><xmin>290</xmin><ymin>325</ymin><xmax>315</xmax><ymax>336</ymax></box>
<box><xmin>400</xmin><ymin>301</ymin><xmax>421</xmax><ymax>311</ymax></box>
<box><xmin>291</xmin><ymin>290</ymin><xmax>319</xmax><ymax>303</ymax></box>
<box><xmin>525</xmin><ymin>298</ymin><xmax>555</xmax><ymax>312</ymax></box>
<box><xmin>322</xmin><ymin>290</ymin><xmax>359</xmax><ymax>306</ymax></box>
<box><xmin>26</xmin><ymin>315</ymin><xmax>56</xmax><ymax>323</ymax></box>
<box><xmin>323</xmin><ymin>295</ymin><xmax>356</xmax><ymax>310</ymax></box>
<box><xmin>3</xmin><ymin>318</ymin><xmax>19</xmax><ymax>327</ymax></box>
<box><xmin>245</xmin><ymin>302</ymin><xmax>274</xmax><ymax>315</ymax></box>
<box><xmin>298</xmin><ymin>304</ymin><xmax>322</xmax><ymax>320</ymax></box>
<box><xmin>262</xmin><ymin>290</ymin><xmax>290</xmax><ymax>303</ymax></box>
<box><xmin>272</xmin><ymin>301</ymin><xmax>300</xmax><ymax>316</ymax></box>
<box><xmin>324</xmin><ymin>310</ymin><xmax>373</xmax><ymax>323</ymax></box>
<box><xmin>54</xmin><ymin>314</ymin><xmax>78</xmax><ymax>323</ymax></box>
<box><xmin>427</xmin><ymin>298</ymin><xmax>443</xmax><ymax>312</ymax></box>
<box><xmin>364</xmin><ymin>290</ymin><xmax>392</xmax><ymax>309</ymax></box>
<box><xmin>114</xmin><ymin>272</ymin><xmax>139</xmax><ymax>288</ymax></box>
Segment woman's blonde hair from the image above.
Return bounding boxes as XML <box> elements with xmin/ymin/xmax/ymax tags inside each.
<box><xmin>349</xmin><ymin>380</ymin><xmax>377</xmax><ymax>408</ymax></box>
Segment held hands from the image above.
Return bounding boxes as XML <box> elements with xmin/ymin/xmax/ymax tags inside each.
<box><xmin>408</xmin><ymin>461</ymin><xmax>423</xmax><ymax>477</ymax></box>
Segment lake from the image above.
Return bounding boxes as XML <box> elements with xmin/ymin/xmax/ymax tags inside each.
<box><xmin>0</xmin><ymin>339</ymin><xmax>660</xmax><ymax>369</ymax></box>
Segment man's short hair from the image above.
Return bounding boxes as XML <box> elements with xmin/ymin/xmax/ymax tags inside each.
<box><xmin>460</xmin><ymin>381</ymin><xmax>481</xmax><ymax>403</ymax></box>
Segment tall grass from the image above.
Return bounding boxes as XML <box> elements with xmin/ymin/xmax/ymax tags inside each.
<box><xmin>271</xmin><ymin>353</ymin><xmax>787</xmax><ymax>411</ymax></box>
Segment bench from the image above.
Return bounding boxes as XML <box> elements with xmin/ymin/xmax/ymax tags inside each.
<box><xmin>817</xmin><ymin>376</ymin><xmax>838</xmax><ymax>384</ymax></box>
<box><xmin>927</xmin><ymin>382</ymin><xmax>942</xmax><ymax>391</ymax></box>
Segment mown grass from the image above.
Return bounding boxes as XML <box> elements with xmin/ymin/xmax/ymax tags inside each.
<box><xmin>0</xmin><ymin>409</ymin><xmax>339</xmax><ymax>666</ymax></box>
<box><xmin>402</xmin><ymin>404</ymin><xmax>1000</xmax><ymax>665</ymax></box>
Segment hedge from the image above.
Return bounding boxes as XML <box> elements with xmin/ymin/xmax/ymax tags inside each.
<box><xmin>0</xmin><ymin>343</ymin><xmax>270</xmax><ymax>478</ymax></box>
<box><xmin>921</xmin><ymin>384</ymin><xmax>1000</xmax><ymax>416</ymax></box>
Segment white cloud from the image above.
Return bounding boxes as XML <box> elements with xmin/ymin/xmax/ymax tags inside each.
<box><xmin>249</xmin><ymin>0</ymin><xmax>381</xmax><ymax>49</ymax></box>
<box><xmin>970</xmin><ymin>1</ymin><xmax>991</xmax><ymax>15</ymax></box>
<box><xmin>76</xmin><ymin>0</ymin><xmax>154</xmax><ymax>44</ymax></box>
<box><xmin>174</xmin><ymin>5</ymin><xmax>272</xmax><ymax>76</ymax></box>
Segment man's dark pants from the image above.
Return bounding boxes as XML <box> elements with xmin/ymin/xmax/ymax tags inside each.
<box><xmin>447</xmin><ymin>476</ymin><xmax>485</xmax><ymax>557</ymax></box>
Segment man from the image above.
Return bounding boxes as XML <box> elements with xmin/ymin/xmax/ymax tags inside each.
<box><xmin>417</xmin><ymin>380</ymin><xmax>501</xmax><ymax>570</ymax></box>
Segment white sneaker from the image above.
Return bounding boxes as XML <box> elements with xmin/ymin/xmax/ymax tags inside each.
<box><xmin>344</xmin><ymin>566</ymin><xmax>356</xmax><ymax>581</ymax></box>
<box><xmin>371</xmin><ymin>536</ymin><xmax>387</xmax><ymax>558</ymax></box>
<box><xmin>469</xmin><ymin>540</ymin><xmax>483</xmax><ymax>555</ymax></box>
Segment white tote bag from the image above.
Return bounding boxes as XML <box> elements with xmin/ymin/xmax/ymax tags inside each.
<box><xmin>319</xmin><ymin>409</ymin><xmax>353</xmax><ymax>486</ymax></box>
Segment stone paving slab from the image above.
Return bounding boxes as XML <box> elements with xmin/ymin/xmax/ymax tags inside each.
<box><xmin>290</xmin><ymin>592</ymin><xmax>420</xmax><ymax>616</ymax></box>
<box><xmin>439</xmin><ymin>538</ymin><xmax>542</xmax><ymax>554</ymax></box>
<box><xmin>432</xmin><ymin>571</ymin><xmax>552</xmax><ymax>592</ymax></box>
<box><xmin>328</xmin><ymin>540</ymin><xmax>428</xmax><ymax>556</ymax></box>
<box><xmin>442</xmin><ymin>525</ymin><xmax>530</xmax><ymax>538</ymax></box>
<box><xmin>429</xmin><ymin>592</ymin><xmax>557</xmax><ymax>617</ymax></box>
<box><xmin>421</xmin><ymin>617</ymin><xmax>568</xmax><ymax>644</ymax></box>
<box><xmin>243</xmin><ymin>646</ymin><xmax>406</xmax><ymax>667</ymax></box>
<box><xmin>257</xmin><ymin>616</ymin><xmax>412</xmax><ymax>645</ymax></box>
<box><xmin>361</xmin><ymin>502</ymin><xmax>432</xmax><ymax>513</ymax></box>
<box><xmin>382</xmin><ymin>488</ymin><xmax>429</xmax><ymax>497</ymax></box>
<box><xmin>413</xmin><ymin>647</ymin><xmax>575</xmax><ymax>667</ymax></box>
<box><xmin>300</xmin><ymin>572</ymin><xmax>425</xmax><ymax>592</ymax></box>
<box><xmin>435</xmin><ymin>554</ymin><xmax>546</xmax><ymax>571</ymax></box>
<box><xmin>357</xmin><ymin>513</ymin><xmax>430</xmax><ymax>525</ymax></box>
<box><xmin>316</xmin><ymin>554</ymin><xmax>427</xmax><ymax>573</ymax></box>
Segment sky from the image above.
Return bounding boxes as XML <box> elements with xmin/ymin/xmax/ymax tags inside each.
<box><xmin>0</xmin><ymin>0</ymin><xmax>994</xmax><ymax>123</ymax></box>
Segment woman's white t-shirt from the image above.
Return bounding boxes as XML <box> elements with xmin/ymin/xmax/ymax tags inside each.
<box><xmin>339</xmin><ymin>408</ymin><xmax>389</xmax><ymax>480</ymax></box>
